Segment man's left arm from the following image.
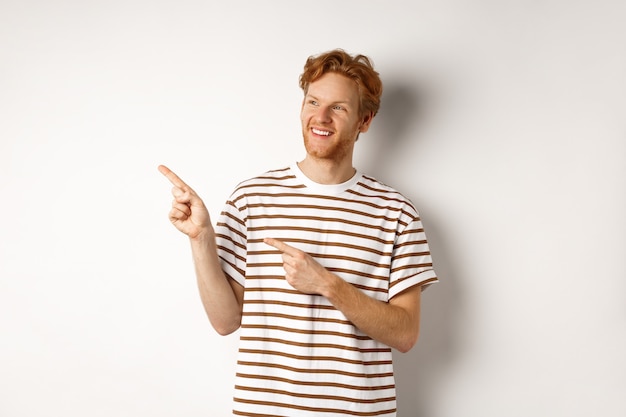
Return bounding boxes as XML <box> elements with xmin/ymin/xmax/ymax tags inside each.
<box><xmin>264</xmin><ymin>237</ymin><xmax>422</xmax><ymax>353</ymax></box>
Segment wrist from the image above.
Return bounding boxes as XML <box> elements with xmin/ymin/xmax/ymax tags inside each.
<box><xmin>189</xmin><ymin>225</ymin><xmax>216</xmax><ymax>245</ymax></box>
<box><xmin>321</xmin><ymin>270</ymin><xmax>342</xmax><ymax>300</ymax></box>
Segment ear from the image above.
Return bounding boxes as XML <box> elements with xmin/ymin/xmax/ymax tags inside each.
<box><xmin>359</xmin><ymin>112</ymin><xmax>374</xmax><ymax>133</ymax></box>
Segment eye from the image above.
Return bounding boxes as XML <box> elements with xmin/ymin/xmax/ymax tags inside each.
<box><xmin>333</xmin><ymin>105</ymin><xmax>345</xmax><ymax>111</ymax></box>
<box><xmin>309</xmin><ymin>100</ymin><xmax>319</xmax><ymax>106</ymax></box>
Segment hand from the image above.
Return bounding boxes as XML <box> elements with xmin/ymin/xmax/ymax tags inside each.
<box><xmin>158</xmin><ymin>165</ymin><xmax>212</xmax><ymax>239</ymax></box>
<box><xmin>264</xmin><ymin>237</ymin><xmax>333</xmax><ymax>295</ymax></box>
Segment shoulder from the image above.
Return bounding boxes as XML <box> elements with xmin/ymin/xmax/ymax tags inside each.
<box><xmin>227</xmin><ymin>166</ymin><xmax>297</xmax><ymax>200</ymax></box>
<box><xmin>235</xmin><ymin>166</ymin><xmax>292</xmax><ymax>186</ymax></box>
<box><xmin>355</xmin><ymin>174</ymin><xmax>419</xmax><ymax>215</ymax></box>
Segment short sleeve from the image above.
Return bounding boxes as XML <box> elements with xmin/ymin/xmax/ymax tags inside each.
<box><xmin>388</xmin><ymin>215</ymin><xmax>438</xmax><ymax>300</ymax></box>
<box><xmin>214</xmin><ymin>197</ymin><xmax>247</xmax><ymax>287</ymax></box>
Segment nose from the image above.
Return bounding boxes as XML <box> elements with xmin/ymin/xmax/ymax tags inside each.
<box><xmin>315</xmin><ymin>106</ymin><xmax>332</xmax><ymax>123</ymax></box>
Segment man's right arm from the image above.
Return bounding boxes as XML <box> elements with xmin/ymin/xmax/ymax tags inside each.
<box><xmin>190</xmin><ymin>230</ymin><xmax>244</xmax><ymax>335</ymax></box>
<box><xmin>158</xmin><ymin>165</ymin><xmax>244</xmax><ymax>335</ymax></box>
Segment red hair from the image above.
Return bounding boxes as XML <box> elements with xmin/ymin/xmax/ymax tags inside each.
<box><xmin>299</xmin><ymin>49</ymin><xmax>383</xmax><ymax>118</ymax></box>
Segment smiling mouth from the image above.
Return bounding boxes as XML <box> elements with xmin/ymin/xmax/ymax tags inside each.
<box><xmin>312</xmin><ymin>128</ymin><xmax>332</xmax><ymax>136</ymax></box>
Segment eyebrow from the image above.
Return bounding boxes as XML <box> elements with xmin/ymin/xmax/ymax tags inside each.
<box><xmin>306</xmin><ymin>94</ymin><xmax>351</xmax><ymax>106</ymax></box>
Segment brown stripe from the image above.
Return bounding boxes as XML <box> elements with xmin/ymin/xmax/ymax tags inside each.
<box><xmin>239</xmin><ymin>336</ymin><xmax>390</xmax><ymax>354</ymax></box>
<box><xmin>240</xmin><ymin>324</ymin><xmax>372</xmax><ymax>341</ymax></box>
<box><xmin>347</xmin><ymin>187</ymin><xmax>415</xmax><ymax>207</ymax></box>
<box><xmin>216</xmin><ymin>233</ymin><xmax>246</xmax><ymax>252</ymax></box>
<box><xmin>233</xmin><ymin>397</ymin><xmax>396</xmax><ymax>416</ymax></box>
<box><xmin>236</xmin><ymin>360</ymin><xmax>394</xmax><ymax>379</ymax></box>
<box><xmin>216</xmin><ymin>245</ymin><xmax>246</xmax><ymax>263</ymax></box>
<box><xmin>248</xmin><ymin>225</ymin><xmax>394</xmax><ymax>245</ymax></box>
<box><xmin>237</xmin><ymin>180</ymin><xmax>303</xmax><ymax>189</ymax></box>
<box><xmin>247</xmin><ymin>214</ymin><xmax>398</xmax><ymax>233</ymax></box>
<box><xmin>217</xmin><ymin>256</ymin><xmax>245</xmax><ymax>277</ymax></box>
<box><xmin>238</xmin><ymin>348</ymin><xmax>392</xmax><ymax>366</ymax></box>
<box><xmin>235</xmin><ymin>384</ymin><xmax>395</xmax><ymax>404</ymax></box>
<box><xmin>389</xmin><ymin>275</ymin><xmax>437</xmax><ymax>290</ymax></box>
<box><xmin>241</xmin><ymin>311</ymin><xmax>351</xmax><ymax>326</ymax></box>
<box><xmin>248</xmin><ymin>253</ymin><xmax>390</xmax><ymax>270</ymax></box>
<box><xmin>243</xmin><ymin>203</ymin><xmax>406</xmax><ymax>224</ymax></box>
<box><xmin>243</xmin><ymin>299</ymin><xmax>336</xmax><ymax>311</ymax></box>
<box><xmin>251</xmin><ymin>238</ymin><xmax>391</xmax><ymax>257</ymax></box>
<box><xmin>235</xmin><ymin>372</ymin><xmax>395</xmax><ymax>391</ymax></box>
<box><xmin>390</xmin><ymin>263</ymin><xmax>433</xmax><ymax>274</ymax></box>
<box><xmin>394</xmin><ymin>239</ymin><xmax>427</xmax><ymax>249</ymax></box>
<box><xmin>239</xmin><ymin>191</ymin><xmax>406</xmax><ymax>213</ymax></box>
<box><xmin>242</xmin><ymin>282</ymin><xmax>387</xmax><ymax>296</ymax></box>
<box><xmin>393</xmin><ymin>251</ymin><xmax>431</xmax><ymax>260</ymax></box>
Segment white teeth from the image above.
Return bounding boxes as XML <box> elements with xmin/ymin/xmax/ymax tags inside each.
<box><xmin>312</xmin><ymin>128</ymin><xmax>331</xmax><ymax>136</ymax></box>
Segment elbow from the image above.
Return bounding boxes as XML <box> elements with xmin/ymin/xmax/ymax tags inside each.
<box><xmin>213</xmin><ymin>322</ymin><xmax>240</xmax><ymax>336</ymax></box>
<box><xmin>211</xmin><ymin>315</ymin><xmax>241</xmax><ymax>336</ymax></box>
<box><xmin>395</xmin><ymin>329</ymin><xmax>420</xmax><ymax>354</ymax></box>
<box><xmin>215</xmin><ymin>327</ymin><xmax>238</xmax><ymax>336</ymax></box>
<box><xmin>395</xmin><ymin>340</ymin><xmax>416</xmax><ymax>354</ymax></box>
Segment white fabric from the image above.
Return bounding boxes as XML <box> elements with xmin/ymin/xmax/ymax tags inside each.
<box><xmin>215</xmin><ymin>164</ymin><xmax>437</xmax><ymax>416</ymax></box>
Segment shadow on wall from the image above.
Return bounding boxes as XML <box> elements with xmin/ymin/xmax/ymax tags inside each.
<box><xmin>364</xmin><ymin>79</ymin><xmax>464</xmax><ymax>417</ymax></box>
<box><xmin>394</xmin><ymin>221</ymin><xmax>462</xmax><ymax>417</ymax></box>
<box><xmin>359</xmin><ymin>81</ymin><xmax>424</xmax><ymax>180</ymax></box>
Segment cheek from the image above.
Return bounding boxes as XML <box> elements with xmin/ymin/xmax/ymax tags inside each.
<box><xmin>300</xmin><ymin>112</ymin><xmax>313</xmax><ymax>128</ymax></box>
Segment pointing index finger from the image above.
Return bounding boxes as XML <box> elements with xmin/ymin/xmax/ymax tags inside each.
<box><xmin>264</xmin><ymin>238</ymin><xmax>296</xmax><ymax>255</ymax></box>
<box><xmin>158</xmin><ymin>164</ymin><xmax>191</xmax><ymax>190</ymax></box>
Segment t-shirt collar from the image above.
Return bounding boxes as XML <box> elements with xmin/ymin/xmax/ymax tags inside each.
<box><xmin>290</xmin><ymin>163</ymin><xmax>361</xmax><ymax>195</ymax></box>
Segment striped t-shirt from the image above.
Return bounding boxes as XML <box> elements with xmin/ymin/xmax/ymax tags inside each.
<box><xmin>215</xmin><ymin>164</ymin><xmax>438</xmax><ymax>417</ymax></box>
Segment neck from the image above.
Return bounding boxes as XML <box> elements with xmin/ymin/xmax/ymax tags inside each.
<box><xmin>297</xmin><ymin>156</ymin><xmax>356</xmax><ymax>185</ymax></box>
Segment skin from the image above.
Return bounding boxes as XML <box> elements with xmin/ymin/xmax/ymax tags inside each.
<box><xmin>159</xmin><ymin>72</ymin><xmax>422</xmax><ymax>352</ymax></box>
<box><xmin>158</xmin><ymin>164</ymin><xmax>244</xmax><ymax>336</ymax></box>
<box><xmin>298</xmin><ymin>72</ymin><xmax>373</xmax><ymax>184</ymax></box>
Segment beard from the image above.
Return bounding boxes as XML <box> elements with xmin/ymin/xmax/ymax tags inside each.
<box><xmin>301</xmin><ymin>126</ymin><xmax>357</xmax><ymax>163</ymax></box>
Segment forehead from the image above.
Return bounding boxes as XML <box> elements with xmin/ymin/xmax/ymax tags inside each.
<box><xmin>306</xmin><ymin>72</ymin><xmax>360</xmax><ymax>104</ymax></box>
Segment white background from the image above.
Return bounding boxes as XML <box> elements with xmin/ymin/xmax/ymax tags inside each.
<box><xmin>1</xmin><ymin>1</ymin><xmax>625</xmax><ymax>416</ymax></box>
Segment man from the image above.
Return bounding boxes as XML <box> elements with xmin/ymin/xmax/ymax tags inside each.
<box><xmin>159</xmin><ymin>49</ymin><xmax>437</xmax><ymax>416</ymax></box>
